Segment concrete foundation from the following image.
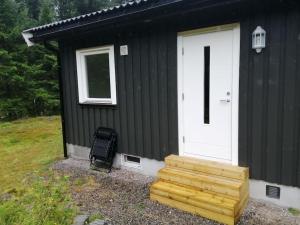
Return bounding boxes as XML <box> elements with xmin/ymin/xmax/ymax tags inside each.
<box><xmin>250</xmin><ymin>179</ymin><xmax>300</xmax><ymax>209</ymax></box>
<box><xmin>66</xmin><ymin>143</ymin><xmax>164</xmax><ymax>177</ymax></box>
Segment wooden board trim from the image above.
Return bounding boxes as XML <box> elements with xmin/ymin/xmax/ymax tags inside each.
<box><xmin>150</xmin><ymin>193</ymin><xmax>236</xmax><ymax>225</ymax></box>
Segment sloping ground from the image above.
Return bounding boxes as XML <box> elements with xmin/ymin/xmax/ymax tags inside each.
<box><xmin>53</xmin><ymin>159</ymin><xmax>300</xmax><ymax>225</ymax></box>
<box><xmin>0</xmin><ymin>116</ymin><xmax>63</xmax><ymax>193</ymax></box>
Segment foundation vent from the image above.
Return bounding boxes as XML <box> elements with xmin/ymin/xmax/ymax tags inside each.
<box><xmin>122</xmin><ymin>154</ymin><xmax>141</xmax><ymax>168</ymax></box>
<box><xmin>266</xmin><ymin>185</ymin><xmax>280</xmax><ymax>199</ymax></box>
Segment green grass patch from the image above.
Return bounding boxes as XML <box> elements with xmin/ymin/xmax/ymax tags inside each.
<box><xmin>0</xmin><ymin>173</ymin><xmax>77</xmax><ymax>225</ymax></box>
<box><xmin>0</xmin><ymin>116</ymin><xmax>63</xmax><ymax>193</ymax></box>
<box><xmin>134</xmin><ymin>202</ymin><xmax>145</xmax><ymax>213</ymax></box>
<box><xmin>86</xmin><ymin>213</ymin><xmax>104</xmax><ymax>224</ymax></box>
<box><xmin>0</xmin><ymin>116</ymin><xmax>77</xmax><ymax>224</ymax></box>
<box><xmin>288</xmin><ymin>208</ymin><xmax>300</xmax><ymax>216</ymax></box>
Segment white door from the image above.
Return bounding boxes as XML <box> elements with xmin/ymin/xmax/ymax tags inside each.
<box><xmin>178</xmin><ymin>25</ymin><xmax>240</xmax><ymax>164</ymax></box>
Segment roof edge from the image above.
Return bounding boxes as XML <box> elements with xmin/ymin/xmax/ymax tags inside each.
<box><xmin>22</xmin><ymin>30</ymin><xmax>35</xmax><ymax>47</ymax></box>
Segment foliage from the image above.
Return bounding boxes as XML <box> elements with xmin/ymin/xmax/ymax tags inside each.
<box><xmin>288</xmin><ymin>208</ymin><xmax>300</xmax><ymax>216</ymax></box>
<box><xmin>0</xmin><ymin>173</ymin><xmax>77</xmax><ymax>225</ymax></box>
<box><xmin>0</xmin><ymin>0</ymin><xmax>122</xmax><ymax>121</ymax></box>
<box><xmin>0</xmin><ymin>116</ymin><xmax>63</xmax><ymax>193</ymax></box>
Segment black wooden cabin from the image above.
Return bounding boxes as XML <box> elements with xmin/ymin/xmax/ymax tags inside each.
<box><xmin>23</xmin><ymin>0</ymin><xmax>300</xmax><ymax>208</ymax></box>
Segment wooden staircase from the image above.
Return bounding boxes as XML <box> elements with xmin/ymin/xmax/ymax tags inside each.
<box><xmin>150</xmin><ymin>155</ymin><xmax>249</xmax><ymax>225</ymax></box>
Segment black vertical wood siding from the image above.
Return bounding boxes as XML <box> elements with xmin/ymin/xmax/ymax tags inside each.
<box><xmin>60</xmin><ymin>9</ymin><xmax>300</xmax><ymax>188</ymax></box>
<box><xmin>60</xmin><ymin>28</ymin><xmax>179</xmax><ymax>161</ymax></box>
<box><xmin>239</xmin><ymin>10</ymin><xmax>300</xmax><ymax>187</ymax></box>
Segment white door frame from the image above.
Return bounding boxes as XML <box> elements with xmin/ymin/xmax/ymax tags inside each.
<box><xmin>177</xmin><ymin>23</ymin><xmax>240</xmax><ymax>166</ymax></box>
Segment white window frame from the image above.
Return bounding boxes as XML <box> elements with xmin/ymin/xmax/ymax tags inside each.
<box><xmin>76</xmin><ymin>45</ymin><xmax>117</xmax><ymax>105</ymax></box>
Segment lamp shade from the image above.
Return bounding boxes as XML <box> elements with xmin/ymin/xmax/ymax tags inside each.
<box><xmin>252</xmin><ymin>26</ymin><xmax>266</xmax><ymax>53</ymax></box>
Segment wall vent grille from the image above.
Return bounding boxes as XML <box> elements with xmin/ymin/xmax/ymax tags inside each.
<box><xmin>122</xmin><ymin>154</ymin><xmax>141</xmax><ymax>169</ymax></box>
<box><xmin>266</xmin><ymin>185</ymin><xmax>280</xmax><ymax>199</ymax></box>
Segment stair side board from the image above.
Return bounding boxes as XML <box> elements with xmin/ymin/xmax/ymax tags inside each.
<box><xmin>158</xmin><ymin>170</ymin><xmax>242</xmax><ymax>200</ymax></box>
<box><xmin>165</xmin><ymin>155</ymin><xmax>249</xmax><ymax>180</ymax></box>
<box><xmin>150</xmin><ymin>193</ymin><xmax>237</xmax><ymax>225</ymax></box>
<box><xmin>236</xmin><ymin>192</ymin><xmax>249</xmax><ymax>216</ymax></box>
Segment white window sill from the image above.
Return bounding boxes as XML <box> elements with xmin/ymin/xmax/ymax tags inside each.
<box><xmin>79</xmin><ymin>99</ymin><xmax>116</xmax><ymax>105</ymax></box>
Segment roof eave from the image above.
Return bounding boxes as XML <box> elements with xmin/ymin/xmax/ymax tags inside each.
<box><xmin>26</xmin><ymin>0</ymin><xmax>247</xmax><ymax>44</ymax></box>
<box><xmin>22</xmin><ymin>30</ymin><xmax>36</xmax><ymax>47</ymax></box>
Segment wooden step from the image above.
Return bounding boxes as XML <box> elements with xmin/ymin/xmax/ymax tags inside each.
<box><xmin>150</xmin><ymin>181</ymin><xmax>248</xmax><ymax>225</ymax></box>
<box><xmin>150</xmin><ymin>155</ymin><xmax>249</xmax><ymax>225</ymax></box>
<box><xmin>151</xmin><ymin>180</ymin><xmax>239</xmax><ymax>216</ymax></box>
<box><xmin>158</xmin><ymin>167</ymin><xmax>246</xmax><ymax>200</ymax></box>
<box><xmin>151</xmin><ymin>194</ymin><xmax>236</xmax><ymax>225</ymax></box>
<box><xmin>165</xmin><ymin>155</ymin><xmax>249</xmax><ymax>180</ymax></box>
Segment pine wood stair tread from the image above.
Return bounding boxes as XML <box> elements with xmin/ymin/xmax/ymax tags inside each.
<box><xmin>158</xmin><ymin>167</ymin><xmax>246</xmax><ymax>200</ymax></box>
<box><xmin>165</xmin><ymin>154</ymin><xmax>249</xmax><ymax>180</ymax></box>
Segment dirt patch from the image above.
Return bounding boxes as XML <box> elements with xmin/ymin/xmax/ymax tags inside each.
<box><xmin>53</xmin><ymin>159</ymin><xmax>300</xmax><ymax>225</ymax></box>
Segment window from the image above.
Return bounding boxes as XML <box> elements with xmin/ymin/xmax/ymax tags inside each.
<box><xmin>76</xmin><ymin>45</ymin><xmax>117</xmax><ymax>104</ymax></box>
<box><xmin>204</xmin><ymin>46</ymin><xmax>210</xmax><ymax>124</ymax></box>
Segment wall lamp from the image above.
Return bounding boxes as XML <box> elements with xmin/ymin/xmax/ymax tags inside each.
<box><xmin>252</xmin><ymin>26</ymin><xmax>266</xmax><ymax>53</ymax></box>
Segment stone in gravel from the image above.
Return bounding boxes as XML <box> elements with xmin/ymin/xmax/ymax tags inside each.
<box><xmin>73</xmin><ymin>215</ymin><xmax>89</xmax><ymax>225</ymax></box>
<box><xmin>89</xmin><ymin>219</ymin><xmax>106</xmax><ymax>225</ymax></box>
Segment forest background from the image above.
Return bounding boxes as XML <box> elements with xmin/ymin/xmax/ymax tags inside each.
<box><xmin>0</xmin><ymin>0</ymin><xmax>122</xmax><ymax>120</ymax></box>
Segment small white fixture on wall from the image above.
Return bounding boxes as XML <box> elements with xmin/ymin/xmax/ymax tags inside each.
<box><xmin>252</xmin><ymin>26</ymin><xmax>266</xmax><ymax>53</ymax></box>
<box><xmin>120</xmin><ymin>45</ymin><xmax>128</xmax><ymax>56</ymax></box>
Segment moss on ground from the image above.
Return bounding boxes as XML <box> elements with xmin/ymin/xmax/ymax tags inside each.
<box><xmin>86</xmin><ymin>213</ymin><xmax>104</xmax><ymax>224</ymax></box>
<box><xmin>288</xmin><ymin>208</ymin><xmax>300</xmax><ymax>216</ymax></box>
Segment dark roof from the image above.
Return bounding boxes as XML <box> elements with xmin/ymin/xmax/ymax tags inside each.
<box><xmin>26</xmin><ymin>0</ymin><xmax>150</xmax><ymax>33</ymax></box>
<box><xmin>24</xmin><ymin>0</ymin><xmax>252</xmax><ymax>44</ymax></box>
<box><xmin>23</xmin><ymin>0</ymin><xmax>188</xmax><ymax>45</ymax></box>
<box><xmin>22</xmin><ymin>0</ymin><xmax>296</xmax><ymax>45</ymax></box>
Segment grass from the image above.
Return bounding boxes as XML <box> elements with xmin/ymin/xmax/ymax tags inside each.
<box><xmin>0</xmin><ymin>116</ymin><xmax>77</xmax><ymax>225</ymax></box>
<box><xmin>0</xmin><ymin>174</ymin><xmax>77</xmax><ymax>225</ymax></box>
<box><xmin>86</xmin><ymin>213</ymin><xmax>104</xmax><ymax>224</ymax></box>
<box><xmin>0</xmin><ymin>116</ymin><xmax>63</xmax><ymax>193</ymax></box>
<box><xmin>288</xmin><ymin>208</ymin><xmax>300</xmax><ymax>216</ymax></box>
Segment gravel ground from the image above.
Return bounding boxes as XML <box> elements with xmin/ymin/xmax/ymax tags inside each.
<box><xmin>52</xmin><ymin>159</ymin><xmax>300</xmax><ymax>225</ymax></box>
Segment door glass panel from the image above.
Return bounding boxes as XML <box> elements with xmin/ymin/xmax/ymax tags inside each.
<box><xmin>204</xmin><ymin>46</ymin><xmax>210</xmax><ymax>124</ymax></box>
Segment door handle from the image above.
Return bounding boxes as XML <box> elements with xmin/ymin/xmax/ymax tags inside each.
<box><xmin>220</xmin><ymin>99</ymin><xmax>231</xmax><ymax>103</ymax></box>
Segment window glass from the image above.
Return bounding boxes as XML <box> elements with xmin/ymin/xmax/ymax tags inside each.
<box><xmin>85</xmin><ymin>53</ymin><xmax>111</xmax><ymax>98</ymax></box>
<box><xmin>204</xmin><ymin>46</ymin><xmax>210</xmax><ymax>124</ymax></box>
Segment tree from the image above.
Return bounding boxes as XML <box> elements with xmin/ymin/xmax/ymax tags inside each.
<box><xmin>39</xmin><ymin>0</ymin><xmax>55</xmax><ymax>24</ymax></box>
<box><xmin>0</xmin><ymin>0</ymin><xmax>123</xmax><ymax>120</ymax></box>
<box><xmin>0</xmin><ymin>0</ymin><xmax>59</xmax><ymax>120</ymax></box>
<box><xmin>25</xmin><ymin>0</ymin><xmax>41</xmax><ymax>20</ymax></box>
<box><xmin>54</xmin><ymin>0</ymin><xmax>76</xmax><ymax>20</ymax></box>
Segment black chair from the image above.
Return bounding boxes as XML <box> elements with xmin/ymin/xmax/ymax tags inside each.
<box><xmin>89</xmin><ymin>127</ymin><xmax>117</xmax><ymax>173</ymax></box>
